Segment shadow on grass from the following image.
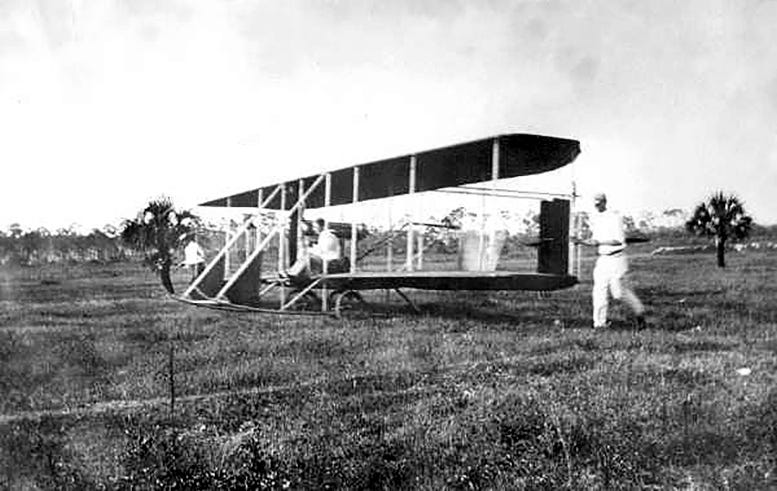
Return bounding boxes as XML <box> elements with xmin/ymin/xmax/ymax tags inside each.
<box><xmin>671</xmin><ymin>339</ymin><xmax>736</xmax><ymax>353</ymax></box>
<box><xmin>417</xmin><ymin>296</ymin><xmax>583</xmax><ymax>327</ymax></box>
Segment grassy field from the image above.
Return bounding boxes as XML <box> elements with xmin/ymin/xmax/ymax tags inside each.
<box><xmin>1</xmin><ymin>248</ymin><xmax>776</xmax><ymax>489</ymax></box>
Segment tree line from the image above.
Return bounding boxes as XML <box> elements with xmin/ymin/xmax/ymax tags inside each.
<box><xmin>1</xmin><ymin>191</ymin><xmax>764</xmax><ymax>276</ymax></box>
<box><xmin>0</xmin><ymin>224</ymin><xmax>133</xmax><ymax>266</ymax></box>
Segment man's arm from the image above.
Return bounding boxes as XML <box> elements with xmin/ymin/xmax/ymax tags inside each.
<box><xmin>573</xmin><ymin>238</ymin><xmax>623</xmax><ymax>247</ymax></box>
<box><xmin>595</xmin><ymin>238</ymin><xmax>623</xmax><ymax>246</ymax></box>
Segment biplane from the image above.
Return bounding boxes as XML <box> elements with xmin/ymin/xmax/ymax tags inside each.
<box><xmin>178</xmin><ymin>133</ymin><xmax>582</xmax><ymax>317</ymax></box>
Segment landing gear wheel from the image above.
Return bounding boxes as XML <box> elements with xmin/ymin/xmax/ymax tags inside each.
<box><xmin>333</xmin><ymin>290</ymin><xmax>365</xmax><ymax>319</ymax></box>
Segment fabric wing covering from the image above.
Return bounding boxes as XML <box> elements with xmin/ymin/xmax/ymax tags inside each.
<box><xmin>199</xmin><ymin>133</ymin><xmax>581</xmax><ymax>210</ymax></box>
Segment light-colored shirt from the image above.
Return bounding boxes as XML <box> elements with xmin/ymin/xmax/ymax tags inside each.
<box><xmin>183</xmin><ymin>241</ymin><xmax>205</xmax><ymax>265</ymax></box>
<box><xmin>590</xmin><ymin>209</ymin><xmax>625</xmax><ymax>256</ymax></box>
<box><xmin>311</xmin><ymin>229</ymin><xmax>341</xmax><ymax>261</ymax></box>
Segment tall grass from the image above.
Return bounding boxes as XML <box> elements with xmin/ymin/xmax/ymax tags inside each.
<box><xmin>1</xmin><ymin>252</ymin><xmax>776</xmax><ymax>488</ymax></box>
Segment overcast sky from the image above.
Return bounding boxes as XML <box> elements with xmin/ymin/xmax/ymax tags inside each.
<box><xmin>2</xmin><ymin>0</ymin><xmax>776</xmax><ymax>230</ymax></box>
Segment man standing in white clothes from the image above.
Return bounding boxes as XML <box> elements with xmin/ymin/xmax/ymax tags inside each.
<box><xmin>587</xmin><ymin>193</ymin><xmax>647</xmax><ymax>329</ymax></box>
<box><xmin>181</xmin><ymin>233</ymin><xmax>206</xmax><ymax>282</ymax></box>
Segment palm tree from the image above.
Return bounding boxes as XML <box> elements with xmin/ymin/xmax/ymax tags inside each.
<box><xmin>121</xmin><ymin>197</ymin><xmax>200</xmax><ymax>293</ymax></box>
<box><xmin>686</xmin><ymin>191</ymin><xmax>752</xmax><ymax>268</ymax></box>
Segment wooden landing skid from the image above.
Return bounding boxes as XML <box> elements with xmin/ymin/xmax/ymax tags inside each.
<box><xmin>176</xmin><ymin>277</ymin><xmax>376</xmax><ymax>319</ymax></box>
<box><xmin>173</xmin><ymin>293</ymin><xmax>335</xmax><ymax>317</ymax></box>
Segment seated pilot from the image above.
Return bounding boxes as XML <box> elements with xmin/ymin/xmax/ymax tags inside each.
<box><xmin>285</xmin><ymin>218</ymin><xmax>348</xmax><ymax>282</ymax></box>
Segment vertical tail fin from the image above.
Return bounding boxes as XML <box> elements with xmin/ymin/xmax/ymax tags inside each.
<box><xmin>538</xmin><ymin>199</ymin><xmax>570</xmax><ymax>275</ymax></box>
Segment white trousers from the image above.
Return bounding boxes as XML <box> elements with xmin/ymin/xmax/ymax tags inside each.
<box><xmin>592</xmin><ymin>253</ymin><xmax>644</xmax><ymax>327</ymax></box>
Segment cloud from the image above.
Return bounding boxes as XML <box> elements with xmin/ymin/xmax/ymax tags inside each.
<box><xmin>2</xmin><ymin>0</ymin><xmax>777</xmax><ymax>227</ymax></box>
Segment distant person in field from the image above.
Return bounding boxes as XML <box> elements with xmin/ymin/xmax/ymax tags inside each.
<box><xmin>180</xmin><ymin>233</ymin><xmax>206</xmax><ymax>282</ymax></box>
<box><xmin>285</xmin><ymin>218</ymin><xmax>344</xmax><ymax>282</ymax></box>
<box><xmin>586</xmin><ymin>192</ymin><xmax>646</xmax><ymax>329</ymax></box>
